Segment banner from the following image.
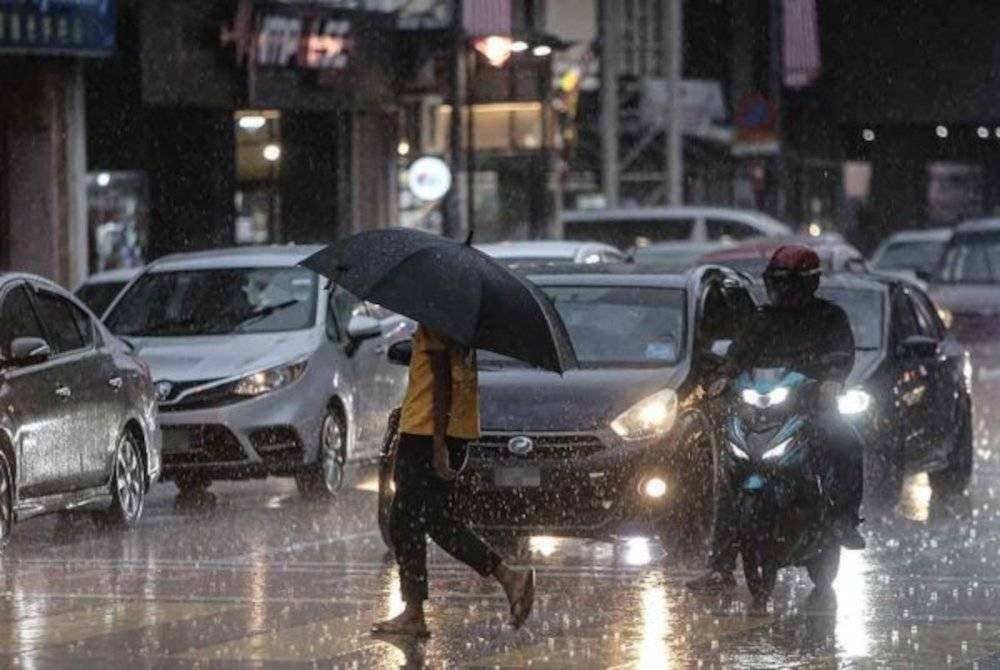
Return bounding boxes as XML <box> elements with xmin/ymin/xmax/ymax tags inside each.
<box><xmin>0</xmin><ymin>0</ymin><xmax>116</xmax><ymax>56</ymax></box>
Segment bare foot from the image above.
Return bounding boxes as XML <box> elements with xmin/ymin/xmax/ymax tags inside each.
<box><xmin>371</xmin><ymin>607</ymin><xmax>430</xmax><ymax>638</ymax></box>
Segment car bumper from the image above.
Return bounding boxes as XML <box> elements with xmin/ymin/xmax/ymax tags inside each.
<box><xmin>454</xmin><ymin>430</ymin><xmax>684</xmax><ymax>535</ymax></box>
<box><xmin>156</xmin><ymin>382</ymin><xmax>326</xmax><ymax>480</ymax></box>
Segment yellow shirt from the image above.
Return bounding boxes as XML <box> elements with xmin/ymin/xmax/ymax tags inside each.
<box><xmin>399</xmin><ymin>326</ymin><xmax>481</xmax><ymax>440</ymax></box>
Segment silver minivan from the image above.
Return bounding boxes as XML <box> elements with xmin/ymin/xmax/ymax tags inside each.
<box><xmin>104</xmin><ymin>246</ymin><xmax>410</xmax><ymax>500</ymax></box>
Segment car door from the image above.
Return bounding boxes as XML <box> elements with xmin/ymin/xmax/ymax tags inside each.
<box><xmin>327</xmin><ymin>288</ymin><xmax>380</xmax><ymax>456</ymax></box>
<box><xmin>0</xmin><ymin>282</ymin><xmax>84</xmax><ymax>498</ymax></box>
<box><xmin>889</xmin><ymin>285</ymin><xmax>936</xmax><ymax>465</ymax></box>
<box><xmin>29</xmin><ymin>285</ymin><xmax>119</xmax><ymax>491</ymax></box>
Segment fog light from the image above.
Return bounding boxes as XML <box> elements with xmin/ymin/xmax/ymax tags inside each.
<box><xmin>643</xmin><ymin>477</ymin><xmax>668</xmax><ymax>499</ymax></box>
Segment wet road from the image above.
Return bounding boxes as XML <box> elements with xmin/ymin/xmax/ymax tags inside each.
<box><xmin>2</xmin><ymin>428</ymin><xmax>1000</xmax><ymax>668</ymax></box>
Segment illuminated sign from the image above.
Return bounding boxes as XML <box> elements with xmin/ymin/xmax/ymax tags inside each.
<box><xmin>0</xmin><ymin>0</ymin><xmax>116</xmax><ymax>56</ymax></box>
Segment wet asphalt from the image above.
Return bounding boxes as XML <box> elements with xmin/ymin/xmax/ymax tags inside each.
<box><xmin>1</xmin><ymin>416</ymin><xmax>999</xmax><ymax>669</ymax></box>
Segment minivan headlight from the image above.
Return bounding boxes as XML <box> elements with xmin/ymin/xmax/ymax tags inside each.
<box><xmin>611</xmin><ymin>389</ymin><xmax>678</xmax><ymax>441</ymax></box>
<box><xmin>233</xmin><ymin>360</ymin><xmax>308</xmax><ymax>397</ymax></box>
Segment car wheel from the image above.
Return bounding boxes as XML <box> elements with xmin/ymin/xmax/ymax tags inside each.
<box><xmin>0</xmin><ymin>451</ymin><xmax>14</xmax><ymax>551</ymax></box>
<box><xmin>865</xmin><ymin>433</ymin><xmax>904</xmax><ymax>512</ymax></box>
<box><xmin>108</xmin><ymin>431</ymin><xmax>145</xmax><ymax>528</ymax></box>
<box><xmin>296</xmin><ymin>409</ymin><xmax>347</xmax><ymax>500</ymax></box>
<box><xmin>929</xmin><ymin>411</ymin><xmax>973</xmax><ymax>497</ymax></box>
<box><xmin>377</xmin><ymin>408</ymin><xmax>401</xmax><ymax>551</ymax></box>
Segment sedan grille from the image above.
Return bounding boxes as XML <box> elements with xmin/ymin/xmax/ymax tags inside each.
<box><xmin>160</xmin><ymin>381</ymin><xmax>243</xmax><ymax>412</ymax></box>
<box><xmin>161</xmin><ymin>425</ymin><xmax>245</xmax><ymax>465</ymax></box>
<box><xmin>467</xmin><ymin>434</ymin><xmax>605</xmax><ymax>461</ymax></box>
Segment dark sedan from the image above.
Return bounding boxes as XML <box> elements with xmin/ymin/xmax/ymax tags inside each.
<box><xmin>380</xmin><ymin>265</ymin><xmax>760</xmax><ymax>547</ymax></box>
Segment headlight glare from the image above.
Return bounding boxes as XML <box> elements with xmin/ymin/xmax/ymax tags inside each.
<box><xmin>233</xmin><ymin>360</ymin><xmax>307</xmax><ymax>397</ymax></box>
<box><xmin>728</xmin><ymin>441</ymin><xmax>750</xmax><ymax>461</ymax></box>
<box><xmin>610</xmin><ymin>389</ymin><xmax>678</xmax><ymax>441</ymax></box>
<box><xmin>741</xmin><ymin>386</ymin><xmax>789</xmax><ymax>408</ymax></box>
<box><xmin>837</xmin><ymin>388</ymin><xmax>872</xmax><ymax>415</ymax></box>
<box><xmin>761</xmin><ymin>437</ymin><xmax>793</xmax><ymax>461</ymax></box>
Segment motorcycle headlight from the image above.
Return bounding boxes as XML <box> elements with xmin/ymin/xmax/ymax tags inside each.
<box><xmin>761</xmin><ymin>437</ymin><xmax>793</xmax><ymax>461</ymax></box>
<box><xmin>837</xmin><ymin>388</ymin><xmax>871</xmax><ymax>416</ymax></box>
<box><xmin>741</xmin><ymin>386</ymin><xmax>789</xmax><ymax>408</ymax></box>
<box><xmin>728</xmin><ymin>441</ymin><xmax>750</xmax><ymax>460</ymax></box>
<box><xmin>233</xmin><ymin>360</ymin><xmax>308</xmax><ymax>397</ymax></box>
<box><xmin>610</xmin><ymin>389</ymin><xmax>678</xmax><ymax>441</ymax></box>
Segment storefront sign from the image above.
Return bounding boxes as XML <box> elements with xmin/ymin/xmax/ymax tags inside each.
<box><xmin>0</xmin><ymin>0</ymin><xmax>116</xmax><ymax>56</ymax></box>
<box><xmin>409</xmin><ymin>156</ymin><xmax>452</xmax><ymax>202</ymax></box>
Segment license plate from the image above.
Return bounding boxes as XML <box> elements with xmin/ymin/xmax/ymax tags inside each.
<box><xmin>494</xmin><ymin>467</ymin><xmax>541</xmax><ymax>488</ymax></box>
<box><xmin>162</xmin><ymin>429</ymin><xmax>194</xmax><ymax>453</ymax></box>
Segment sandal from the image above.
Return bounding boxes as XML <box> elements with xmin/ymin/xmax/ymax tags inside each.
<box><xmin>370</xmin><ymin>620</ymin><xmax>431</xmax><ymax>638</ymax></box>
<box><xmin>507</xmin><ymin>568</ymin><xmax>536</xmax><ymax>630</ymax></box>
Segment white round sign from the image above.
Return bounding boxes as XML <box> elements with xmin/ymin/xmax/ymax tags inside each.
<box><xmin>408</xmin><ymin>156</ymin><xmax>452</xmax><ymax>202</ymax></box>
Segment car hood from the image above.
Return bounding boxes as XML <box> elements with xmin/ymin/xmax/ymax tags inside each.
<box><xmin>479</xmin><ymin>367</ymin><xmax>685</xmax><ymax>432</ymax></box>
<box><xmin>929</xmin><ymin>285</ymin><xmax>1000</xmax><ymax>316</ymax></box>
<box><xmin>127</xmin><ymin>331</ymin><xmax>319</xmax><ymax>382</ymax></box>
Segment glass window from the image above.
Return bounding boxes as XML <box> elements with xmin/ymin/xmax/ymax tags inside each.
<box><xmin>937</xmin><ymin>232</ymin><xmax>1000</xmax><ymax>284</ymax></box>
<box><xmin>34</xmin><ymin>292</ymin><xmax>86</xmax><ymax>354</ymax></box>
<box><xmin>818</xmin><ymin>287</ymin><xmax>885</xmax><ymax>350</ymax></box>
<box><xmin>75</xmin><ymin>281</ymin><xmax>128</xmax><ymax>316</ymax></box>
<box><xmin>327</xmin><ymin>288</ymin><xmax>365</xmax><ymax>341</ymax></box>
<box><xmin>706</xmin><ymin>219</ymin><xmax>758</xmax><ymax>241</ymax></box>
<box><xmin>873</xmin><ymin>241</ymin><xmax>947</xmax><ymax>272</ymax></box>
<box><xmin>889</xmin><ymin>288</ymin><xmax>921</xmax><ymax>342</ymax></box>
<box><xmin>107</xmin><ymin>267</ymin><xmax>319</xmax><ymax>337</ymax></box>
<box><xmin>481</xmin><ymin>286</ymin><xmax>686</xmax><ymax>368</ymax></box>
<box><xmin>69</xmin><ymin>302</ymin><xmax>95</xmax><ymax>348</ymax></box>
<box><xmin>907</xmin><ymin>289</ymin><xmax>943</xmax><ymax>339</ymax></box>
<box><xmin>563</xmin><ymin>218</ymin><xmax>695</xmax><ymax>249</ymax></box>
<box><xmin>0</xmin><ymin>285</ymin><xmax>46</xmax><ymax>358</ymax></box>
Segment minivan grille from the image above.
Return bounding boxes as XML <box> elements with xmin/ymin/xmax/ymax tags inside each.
<box><xmin>467</xmin><ymin>434</ymin><xmax>604</xmax><ymax>461</ymax></box>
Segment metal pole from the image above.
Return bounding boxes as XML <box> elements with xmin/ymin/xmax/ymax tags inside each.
<box><xmin>444</xmin><ymin>0</ymin><xmax>468</xmax><ymax>240</ymax></box>
<box><xmin>599</xmin><ymin>0</ymin><xmax>620</xmax><ymax>208</ymax></box>
<box><xmin>665</xmin><ymin>0</ymin><xmax>684</xmax><ymax>205</ymax></box>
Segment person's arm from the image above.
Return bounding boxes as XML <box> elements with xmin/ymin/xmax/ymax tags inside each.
<box><xmin>817</xmin><ymin>306</ymin><xmax>856</xmax><ymax>408</ymax></box>
<box><xmin>430</xmin><ymin>345</ymin><xmax>458</xmax><ymax>480</ymax></box>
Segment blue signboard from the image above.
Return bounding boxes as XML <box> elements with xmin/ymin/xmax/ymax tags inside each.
<box><xmin>0</xmin><ymin>0</ymin><xmax>116</xmax><ymax>56</ymax></box>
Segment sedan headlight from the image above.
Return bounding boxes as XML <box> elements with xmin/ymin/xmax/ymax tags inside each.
<box><xmin>741</xmin><ymin>386</ymin><xmax>789</xmax><ymax>408</ymax></box>
<box><xmin>761</xmin><ymin>437</ymin><xmax>793</xmax><ymax>461</ymax></box>
<box><xmin>837</xmin><ymin>388</ymin><xmax>872</xmax><ymax>416</ymax></box>
<box><xmin>233</xmin><ymin>360</ymin><xmax>308</xmax><ymax>397</ymax></box>
<box><xmin>610</xmin><ymin>389</ymin><xmax>678</xmax><ymax>441</ymax></box>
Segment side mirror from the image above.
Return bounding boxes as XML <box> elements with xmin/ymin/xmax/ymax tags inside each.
<box><xmin>387</xmin><ymin>340</ymin><xmax>413</xmax><ymax>366</ymax></box>
<box><xmin>346</xmin><ymin>315</ymin><xmax>382</xmax><ymax>341</ymax></box>
<box><xmin>898</xmin><ymin>334</ymin><xmax>938</xmax><ymax>359</ymax></box>
<box><xmin>8</xmin><ymin>337</ymin><xmax>52</xmax><ymax>367</ymax></box>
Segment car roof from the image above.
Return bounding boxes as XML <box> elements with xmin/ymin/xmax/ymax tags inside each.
<box><xmin>147</xmin><ymin>245</ymin><xmax>325</xmax><ymax>272</ymax></box>
<box><xmin>881</xmin><ymin>228</ymin><xmax>953</xmax><ymax>243</ymax></box>
<box><xmin>525</xmin><ymin>263</ymin><xmax>719</xmax><ymax>289</ymax></box>
<box><xmin>477</xmin><ymin>240</ymin><xmax>616</xmax><ymax>258</ymax></box>
<box><xmin>955</xmin><ymin>218</ymin><xmax>1000</xmax><ymax>234</ymax></box>
<box><xmin>80</xmin><ymin>267</ymin><xmax>144</xmax><ymax>285</ymax></box>
<box><xmin>561</xmin><ymin>206</ymin><xmax>791</xmax><ymax>233</ymax></box>
<box><xmin>700</xmin><ymin>235</ymin><xmax>859</xmax><ymax>262</ymax></box>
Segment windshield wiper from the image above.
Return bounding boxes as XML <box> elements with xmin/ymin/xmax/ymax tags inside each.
<box><xmin>232</xmin><ymin>300</ymin><xmax>300</xmax><ymax>332</ymax></box>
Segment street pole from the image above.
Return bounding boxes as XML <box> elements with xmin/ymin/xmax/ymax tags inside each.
<box><xmin>444</xmin><ymin>0</ymin><xmax>468</xmax><ymax>240</ymax></box>
<box><xmin>665</xmin><ymin>0</ymin><xmax>684</xmax><ymax>206</ymax></box>
<box><xmin>599</xmin><ymin>0</ymin><xmax>620</xmax><ymax>208</ymax></box>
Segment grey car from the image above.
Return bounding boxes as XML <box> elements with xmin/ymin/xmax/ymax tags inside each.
<box><xmin>104</xmin><ymin>246</ymin><xmax>410</xmax><ymax>499</ymax></box>
<box><xmin>0</xmin><ymin>273</ymin><xmax>160</xmax><ymax>548</ymax></box>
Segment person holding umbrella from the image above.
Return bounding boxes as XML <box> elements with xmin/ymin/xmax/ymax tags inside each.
<box><xmin>300</xmin><ymin>228</ymin><xmax>573</xmax><ymax>637</ymax></box>
<box><xmin>370</xmin><ymin>324</ymin><xmax>535</xmax><ymax>637</ymax></box>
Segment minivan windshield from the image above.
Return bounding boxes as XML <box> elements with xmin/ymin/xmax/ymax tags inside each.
<box><xmin>106</xmin><ymin>267</ymin><xmax>319</xmax><ymax>337</ymax></box>
<box><xmin>480</xmin><ymin>285</ymin><xmax>686</xmax><ymax>369</ymax></box>
<box><xmin>936</xmin><ymin>232</ymin><xmax>1000</xmax><ymax>284</ymax></box>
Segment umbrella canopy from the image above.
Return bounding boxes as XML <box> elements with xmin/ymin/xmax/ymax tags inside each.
<box><xmin>300</xmin><ymin>228</ymin><xmax>577</xmax><ymax>373</ymax></box>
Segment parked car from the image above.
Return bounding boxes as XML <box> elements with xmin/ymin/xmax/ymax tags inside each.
<box><xmin>477</xmin><ymin>240</ymin><xmax>624</xmax><ymax>268</ymax></box>
<box><xmin>380</xmin><ymin>264</ymin><xmax>761</xmax><ymax>546</ymax></box>
<box><xmin>75</xmin><ymin>267</ymin><xmax>143</xmax><ymax>317</ymax></box>
<box><xmin>103</xmin><ymin>246</ymin><xmax>411</xmax><ymax>499</ymax></box>
<box><xmin>700</xmin><ymin>235</ymin><xmax>869</xmax><ymax>276</ymax></box>
<box><xmin>0</xmin><ymin>273</ymin><xmax>160</xmax><ymax>548</ymax></box>
<box><xmin>746</xmin><ymin>273</ymin><xmax>973</xmax><ymax>505</ymax></box>
<box><xmin>870</xmin><ymin>228</ymin><xmax>951</xmax><ymax>285</ymax></box>
<box><xmin>631</xmin><ymin>241</ymin><xmax>726</xmax><ymax>272</ymax></box>
<box><xmin>929</xmin><ymin>218</ymin><xmax>1000</xmax><ymax>390</ymax></box>
<box><xmin>561</xmin><ymin>206</ymin><xmax>792</xmax><ymax>250</ymax></box>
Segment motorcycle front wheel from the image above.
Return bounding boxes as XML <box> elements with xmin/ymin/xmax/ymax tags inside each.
<box><xmin>806</xmin><ymin>545</ymin><xmax>841</xmax><ymax>590</ymax></box>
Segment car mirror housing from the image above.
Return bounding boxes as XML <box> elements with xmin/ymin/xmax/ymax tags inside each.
<box><xmin>346</xmin><ymin>315</ymin><xmax>382</xmax><ymax>341</ymax></box>
<box><xmin>387</xmin><ymin>340</ymin><xmax>412</xmax><ymax>366</ymax></box>
<box><xmin>899</xmin><ymin>334</ymin><xmax>938</xmax><ymax>359</ymax></box>
<box><xmin>8</xmin><ymin>337</ymin><xmax>52</xmax><ymax>366</ymax></box>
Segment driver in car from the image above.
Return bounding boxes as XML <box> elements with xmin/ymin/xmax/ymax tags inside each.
<box><xmin>687</xmin><ymin>245</ymin><xmax>866</xmax><ymax>592</ymax></box>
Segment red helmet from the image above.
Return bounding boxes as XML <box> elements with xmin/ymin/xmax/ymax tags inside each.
<box><xmin>764</xmin><ymin>244</ymin><xmax>821</xmax><ymax>278</ymax></box>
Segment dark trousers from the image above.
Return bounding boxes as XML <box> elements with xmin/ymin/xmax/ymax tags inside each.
<box><xmin>708</xmin><ymin>412</ymin><xmax>864</xmax><ymax>572</ymax></box>
<box><xmin>390</xmin><ymin>434</ymin><xmax>503</xmax><ymax>604</ymax></box>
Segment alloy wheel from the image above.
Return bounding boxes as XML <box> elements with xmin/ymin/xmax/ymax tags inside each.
<box><xmin>114</xmin><ymin>434</ymin><xmax>145</xmax><ymax>524</ymax></box>
<box><xmin>320</xmin><ymin>414</ymin><xmax>346</xmax><ymax>496</ymax></box>
<box><xmin>0</xmin><ymin>453</ymin><xmax>12</xmax><ymax>549</ymax></box>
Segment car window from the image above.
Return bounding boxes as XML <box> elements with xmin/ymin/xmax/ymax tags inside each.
<box><xmin>33</xmin><ymin>291</ymin><xmax>86</xmax><ymax>354</ymax></box>
<box><xmin>0</xmin><ymin>284</ymin><xmax>46</xmax><ymax>358</ymax></box>
<box><xmin>890</xmin><ymin>288</ymin><xmax>921</xmax><ymax>342</ymax></box>
<box><xmin>706</xmin><ymin>219</ymin><xmax>758</xmax><ymax>241</ymax></box>
<box><xmin>817</xmin><ymin>287</ymin><xmax>885</xmax><ymax>350</ymax></box>
<box><xmin>907</xmin><ymin>289</ymin><xmax>943</xmax><ymax>340</ymax></box>
<box><xmin>937</xmin><ymin>231</ymin><xmax>1000</xmax><ymax>284</ymax></box>
<box><xmin>874</xmin><ymin>241</ymin><xmax>947</xmax><ymax>272</ymax></box>
<box><xmin>698</xmin><ymin>284</ymin><xmax>738</xmax><ymax>346</ymax></box>
<box><xmin>327</xmin><ymin>288</ymin><xmax>366</xmax><ymax>341</ymax></box>
<box><xmin>76</xmin><ymin>281</ymin><xmax>128</xmax><ymax>316</ymax></box>
<box><xmin>564</xmin><ymin>217</ymin><xmax>695</xmax><ymax>248</ymax></box>
<box><xmin>601</xmin><ymin>250</ymin><xmax>624</xmax><ymax>263</ymax></box>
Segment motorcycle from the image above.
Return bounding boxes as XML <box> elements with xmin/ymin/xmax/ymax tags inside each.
<box><xmin>724</xmin><ymin>365</ymin><xmax>851</xmax><ymax>609</ymax></box>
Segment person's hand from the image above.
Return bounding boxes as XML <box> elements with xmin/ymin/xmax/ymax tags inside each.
<box><xmin>819</xmin><ymin>380</ymin><xmax>843</xmax><ymax>409</ymax></box>
<box><xmin>706</xmin><ymin>377</ymin><xmax>731</xmax><ymax>398</ymax></box>
<box><xmin>432</xmin><ymin>438</ymin><xmax>458</xmax><ymax>481</ymax></box>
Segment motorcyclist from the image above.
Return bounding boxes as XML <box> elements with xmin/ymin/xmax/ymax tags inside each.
<box><xmin>687</xmin><ymin>244</ymin><xmax>866</xmax><ymax>592</ymax></box>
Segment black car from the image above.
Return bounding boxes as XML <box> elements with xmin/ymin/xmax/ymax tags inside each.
<box><xmin>747</xmin><ymin>274</ymin><xmax>974</xmax><ymax>507</ymax></box>
<box><xmin>379</xmin><ymin>265</ymin><xmax>760</xmax><ymax>546</ymax></box>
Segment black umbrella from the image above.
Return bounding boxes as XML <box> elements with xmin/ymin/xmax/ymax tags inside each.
<box><xmin>300</xmin><ymin>228</ymin><xmax>577</xmax><ymax>373</ymax></box>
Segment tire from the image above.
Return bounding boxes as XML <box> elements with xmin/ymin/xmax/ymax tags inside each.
<box><xmin>806</xmin><ymin>546</ymin><xmax>841</xmax><ymax>591</ymax></box>
<box><xmin>0</xmin><ymin>451</ymin><xmax>14</xmax><ymax>551</ymax></box>
<box><xmin>377</xmin><ymin>452</ymin><xmax>396</xmax><ymax>551</ymax></box>
<box><xmin>296</xmin><ymin>409</ymin><xmax>347</xmax><ymax>501</ymax></box>
<box><xmin>865</xmin><ymin>434</ymin><xmax>904</xmax><ymax>511</ymax></box>
<box><xmin>929</xmin><ymin>412</ymin><xmax>973</xmax><ymax>497</ymax></box>
<box><xmin>107</xmin><ymin>431</ymin><xmax>146</xmax><ymax>528</ymax></box>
